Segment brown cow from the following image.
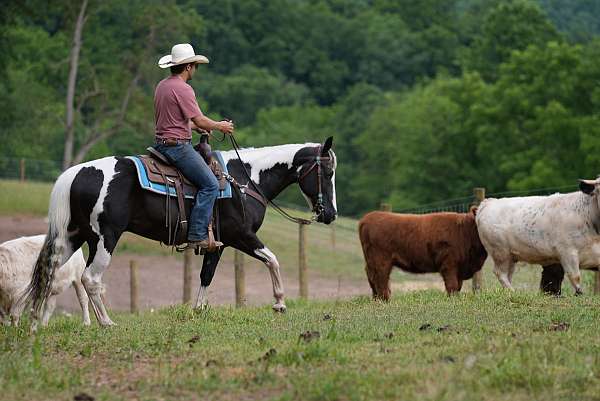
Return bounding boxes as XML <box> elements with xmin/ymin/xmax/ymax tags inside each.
<box><xmin>358</xmin><ymin>209</ymin><xmax>487</xmax><ymax>299</ymax></box>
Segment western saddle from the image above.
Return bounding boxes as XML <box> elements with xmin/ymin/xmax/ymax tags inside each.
<box><xmin>139</xmin><ymin>138</ymin><xmax>227</xmax><ymax>253</ymax></box>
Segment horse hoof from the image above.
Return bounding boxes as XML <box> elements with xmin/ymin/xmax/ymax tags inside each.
<box><xmin>575</xmin><ymin>288</ymin><xmax>583</xmax><ymax>296</ymax></box>
<box><xmin>272</xmin><ymin>304</ymin><xmax>287</xmax><ymax>313</ymax></box>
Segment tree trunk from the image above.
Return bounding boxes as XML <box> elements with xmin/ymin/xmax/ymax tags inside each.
<box><xmin>63</xmin><ymin>0</ymin><xmax>88</xmax><ymax>170</ymax></box>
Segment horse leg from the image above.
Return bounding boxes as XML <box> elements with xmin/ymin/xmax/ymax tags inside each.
<box><xmin>82</xmin><ymin>236</ymin><xmax>115</xmax><ymax>327</ymax></box>
<box><xmin>234</xmin><ymin>235</ymin><xmax>286</xmax><ymax>312</ymax></box>
<box><xmin>195</xmin><ymin>248</ymin><xmax>224</xmax><ymax>309</ymax></box>
<box><xmin>73</xmin><ymin>279</ymin><xmax>91</xmax><ymax>325</ymax></box>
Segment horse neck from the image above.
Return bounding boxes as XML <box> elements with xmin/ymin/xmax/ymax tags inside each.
<box><xmin>224</xmin><ymin>144</ymin><xmax>315</xmax><ymax>201</ymax></box>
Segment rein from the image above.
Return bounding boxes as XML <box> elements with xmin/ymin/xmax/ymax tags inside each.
<box><xmin>228</xmin><ymin>135</ymin><xmax>323</xmax><ymax>225</ymax></box>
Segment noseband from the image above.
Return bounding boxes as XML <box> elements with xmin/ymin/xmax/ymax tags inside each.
<box><xmin>298</xmin><ymin>145</ymin><xmax>331</xmax><ymax>220</ymax></box>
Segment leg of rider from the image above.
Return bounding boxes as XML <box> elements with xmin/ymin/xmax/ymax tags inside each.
<box><xmin>155</xmin><ymin>144</ymin><xmax>219</xmax><ymax>242</ymax></box>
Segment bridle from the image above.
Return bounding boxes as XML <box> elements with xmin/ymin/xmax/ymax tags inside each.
<box><xmin>298</xmin><ymin>145</ymin><xmax>331</xmax><ymax>220</ymax></box>
<box><xmin>228</xmin><ymin>135</ymin><xmax>332</xmax><ymax>225</ymax></box>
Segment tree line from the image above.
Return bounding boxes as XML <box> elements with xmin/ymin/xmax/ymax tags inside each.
<box><xmin>1</xmin><ymin>0</ymin><xmax>599</xmax><ymax>216</ymax></box>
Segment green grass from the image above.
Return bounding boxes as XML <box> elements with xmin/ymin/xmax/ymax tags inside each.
<box><xmin>0</xmin><ymin>180</ymin><xmax>53</xmax><ymax>216</ymax></box>
<box><xmin>2</xmin><ymin>291</ymin><xmax>600</xmax><ymax>401</ymax></box>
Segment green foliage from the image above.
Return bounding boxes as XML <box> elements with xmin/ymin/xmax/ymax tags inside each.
<box><xmin>540</xmin><ymin>0</ymin><xmax>600</xmax><ymax>43</ymax></box>
<box><xmin>200</xmin><ymin>65</ymin><xmax>310</xmax><ymax>126</ymax></box>
<box><xmin>462</xmin><ymin>0</ymin><xmax>562</xmax><ymax>80</ymax></box>
<box><xmin>472</xmin><ymin>41</ymin><xmax>592</xmax><ymax>191</ymax></box>
<box><xmin>2</xmin><ymin>0</ymin><xmax>600</xmax><ymax>216</ymax></box>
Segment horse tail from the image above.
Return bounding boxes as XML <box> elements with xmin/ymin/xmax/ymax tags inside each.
<box><xmin>24</xmin><ymin>167</ymin><xmax>77</xmax><ymax>317</ymax></box>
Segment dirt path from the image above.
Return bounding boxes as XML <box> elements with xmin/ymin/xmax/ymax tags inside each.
<box><xmin>0</xmin><ymin>215</ymin><xmax>444</xmax><ymax>315</ymax></box>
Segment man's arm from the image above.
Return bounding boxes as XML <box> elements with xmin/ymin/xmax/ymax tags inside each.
<box><xmin>191</xmin><ymin>113</ymin><xmax>234</xmax><ymax>134</ymax></box>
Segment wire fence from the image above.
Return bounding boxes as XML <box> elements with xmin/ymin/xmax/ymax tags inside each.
<box><xmin>0</xmin><ymin>157</ymin><xmax>62</xmax><ymax>182</ymax></box>
<box><xmin>393</xmin><ymin>184</ymin><xmax>581</xmax><ymax>215</ymax></box>
<box><xmin>0</xmin><ymin>157</ymin><xmax>583</xmax><ymax>218</ymax></box>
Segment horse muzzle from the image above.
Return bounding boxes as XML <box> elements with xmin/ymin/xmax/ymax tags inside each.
<box><xmin>317</xmin><ymin>209</ymin><xmax>337</xmax><ymax>224</ymax></box>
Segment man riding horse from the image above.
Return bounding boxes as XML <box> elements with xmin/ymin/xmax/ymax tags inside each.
<box><xmin>24</xmin><ymin>43</ymin><xmax>338</xmax><ymax>328</ymax></box>
<box><xmin>154</xmin><ymin>43</ymin><xmax>234</xmax><ymax>252</ymax></box>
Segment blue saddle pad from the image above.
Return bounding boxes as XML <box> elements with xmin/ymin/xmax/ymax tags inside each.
<box><xmin>126</xmin><ymin>151</ymin><xmax>232</xmax><ymax>200</ymax></box>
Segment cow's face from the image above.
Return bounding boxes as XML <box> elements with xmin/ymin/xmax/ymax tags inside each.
<box><xmin>579</xmin><ymin>178</ymin><xmax>600</xmax><ymax>197</ymax></box>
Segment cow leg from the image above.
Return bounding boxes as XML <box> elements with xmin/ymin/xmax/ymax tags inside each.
<box><xmin>364</xmin><ymin>253</ymin><xmax>393</xmax><ymax>301</ymax></box>
<box><xmin>41</xmin><ymin>295</ymin><xmax>57</xmax><ymax>326</ymax></box>
<box><xmin>371</xmin><ymin>262</ymin><xmax>393</xmax><ymax>301</ymax></box>
<box><xmin>8</xmin><ymin>302</ymin><xmax>26</xmax><ymax>327</ymax></box>
<box><xmin>440</xmin><ymin>264</ymin><xmax>462</xmax><ymax>295</ymax></box>
<box><xmin>73</xmin><ymin>279</ymin><xmax>91</xmax><ymax>325</ymax></box>
<box><xmin>559</xmin><ymin>252</ymin><xmax>583</xmax><ymax>295</ymax></box>
<box><xmin>540</xmin><ymin>264</ymin><xmax>564</xmax><ymax>295</ymax></box>
<box><xmin>492</xmin><ymin>257</ymin><xmax>514</xmax><ymax>289</ymax></box>
<box><xmin>506</xmin><ymin>263</ymin><xmax>517</xmax><ymax>283</ymax></box>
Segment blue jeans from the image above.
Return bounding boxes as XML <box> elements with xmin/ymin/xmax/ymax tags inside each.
<box><xmin>154</xmin><ymin>143</ymin><xmax>219</xmax><ymax>241</ymax></box>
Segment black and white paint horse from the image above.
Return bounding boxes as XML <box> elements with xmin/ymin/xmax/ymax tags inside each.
<box><xmin>26</xmin><ymin>137</ymin><xmax>337</xmax><ymax>326</ymax></box>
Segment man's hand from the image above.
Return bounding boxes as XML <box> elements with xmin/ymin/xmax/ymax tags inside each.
<box><xmin>217</xmin><ymin>120</ymin><xmax>234</xmax><ymax>135</ymax></box>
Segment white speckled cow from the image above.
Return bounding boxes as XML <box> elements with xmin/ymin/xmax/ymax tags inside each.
<box><xmin>476</xmin><ymin>179</ymin><xmax>600</xmax><ymax>295</ymax></box>
<box><xmin>0</xmin><ymin>235</ymin><xmax>90</xmax><ymax>326</ymax></box>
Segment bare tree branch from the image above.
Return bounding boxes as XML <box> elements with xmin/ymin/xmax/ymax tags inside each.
<box><xmin>72</xmin><ymin>71</ymin><xmax>141</xmax><ymax>165</ymax></box>
<box><xmin>76</xmin><ymin>89</ymin><xmax>104</xmax><ymax>115</ymax></box>
<box><xmin>69</xmin><ymin>20</ymin><xmax>158</xmax><ymax>166</ymax></box>
<box><xmin>62</xmin><ymin>0</ymin><xmax>88</xmax><ymax>170</ymax></box>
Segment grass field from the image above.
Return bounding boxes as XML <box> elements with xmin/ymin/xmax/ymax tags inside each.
<box><xmin>2</xmin><ymin>291</ymin><xmax>600</xmax><ymax>401</ymax></box>
<box><xmin>3</xmin><ymin>181</ymin><xmax>600</xmax><ymax>400</ymax></box>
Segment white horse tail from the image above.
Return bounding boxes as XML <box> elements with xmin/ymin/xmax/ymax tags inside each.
<box><xmin>24</xmin><ymin>166</ymin><xmax>78</xmax><ymax>317</ymax></box>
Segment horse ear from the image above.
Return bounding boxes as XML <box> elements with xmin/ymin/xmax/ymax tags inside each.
<box><xmin>321</xmin><ymin>136</ymin><xmax>333</xmax><ymax>156</ymax></box>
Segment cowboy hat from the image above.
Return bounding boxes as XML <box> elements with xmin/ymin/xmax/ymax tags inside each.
<box><xmin>158</xmin><ymin>43</ymin><xmax>209</xmax><ymax>69</ymax></box>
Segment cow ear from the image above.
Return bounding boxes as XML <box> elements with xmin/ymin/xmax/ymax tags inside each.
<box><xmin>321</xmin><ymin>136</ymin><xmax>333</xmax><ymax>156</ymax></box>
<box><xmin>579</xmin><ymin>179</ymin><xmax>596</xmax><ymax>195</ymax></box>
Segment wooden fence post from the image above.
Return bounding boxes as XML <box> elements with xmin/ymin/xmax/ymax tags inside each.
<box><xmin>234</xmin><ymin>250</ymin><xmax>246</xmax><ymax>307</ymax></box>
<box><xmin>472</xmin><ymin>187</ymin><xmax>486</xmax><ymax>292</ymax></box>
<box><xmin>19</xmin><ymin>158</ymin><xmax>25</xmax><ymax>182</ymax></box>
<box><xmin>130</xmin><ymin>260</ymin><xmax>139</xmax><ymax>313</ymax></box>
<box><xmin>299</xmin><ymin>222</ymin><xmax>308</xmax><ymax>298</ymax></box>
<box><xmin>183</xmin><ymin>248</ymin><xmax>193</xmax><ymax>303</ymax></box>
<box><xmin>331</xmin><ymin>224</ymin><xmax>336</xmax><ymax>250</ymax></box>
<box><xmin>380</xmin><ymin>202</ymin><xmax>392</xmax><ymax>212</ymax></box>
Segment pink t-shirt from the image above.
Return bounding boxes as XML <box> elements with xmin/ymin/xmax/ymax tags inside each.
<box><xmin>154</xmin><ymin>75</ymin><xmax>202</xmax><ymax>140</ymax></box>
